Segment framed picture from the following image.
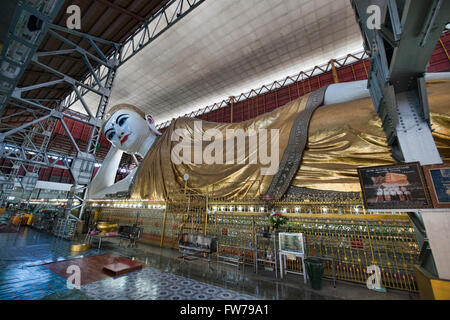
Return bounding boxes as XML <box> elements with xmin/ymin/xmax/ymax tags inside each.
<box><xmin>278</xmin><ymin>232</ymin><xmax>304</xmax><ymax>255</ymax></box>
<box><xmin>357</xmin><ymin>162</ymin><xmax>431</xmax><ymax>210</ymax></box>
<box><xmin>423</xmin><ymin>164</ymin><xmax>450</xmax><ymax>208</ymax></box>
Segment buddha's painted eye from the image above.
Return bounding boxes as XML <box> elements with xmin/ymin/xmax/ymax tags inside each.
<box><xmin>117</xmin><ymin>114</ymin><xmax>129</xmax><ymax>127</ymax></box>
<box><xmin>107</xmin><ymin>130</ymin><xmax>115</xmax><ymax>140</ymax></box>
<box><xmin>118</xmin><ymin>117</ymin><xmax>128</xmax><ymax>126</ymax></box>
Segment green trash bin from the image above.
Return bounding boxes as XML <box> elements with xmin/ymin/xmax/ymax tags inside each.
<box><xmin>305</xmin><ymin>258</ymin><xmax>324</xmax><ymax>290</ymax></box>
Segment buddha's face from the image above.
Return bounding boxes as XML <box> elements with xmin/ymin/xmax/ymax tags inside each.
<box><xmin>104</xmin><ymin>109</ymin><xmax>155</xmax><ymax>153</ymax></box>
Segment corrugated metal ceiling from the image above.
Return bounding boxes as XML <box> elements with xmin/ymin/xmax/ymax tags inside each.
<box><xmin>70</xmin><ymin>0</ymin><xmax>364</xmax><ymax>124</ymax></box>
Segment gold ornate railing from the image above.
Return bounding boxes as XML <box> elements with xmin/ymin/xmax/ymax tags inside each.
<box><xmin>91</xmin><ymin>187</ymin><xmax>420</xmax><ymax>292</ymax></box>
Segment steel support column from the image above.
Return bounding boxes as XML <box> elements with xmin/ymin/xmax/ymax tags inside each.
<box><xmin>0</xmin><ymin>0</ymin><xmax>207</xmax><ymax>212</ymax></box>
<box><xmin>351</xmin><ymin>0</ymin><xmax>450</xmax><ymax>279</ymax></box>
<box><xmin>1</xmin><ymin>23</ymin><xmax>120</xmax><ymax>213</ymax></box>
<box><xmin>351</xmin><ymin>0</ymin><xmax>450</xmax><ymax>165</ymax></box>
<box><xmin>0</xmin><ymin>0</ymin><xmax>64</xmax><ymax>205</ymax></box>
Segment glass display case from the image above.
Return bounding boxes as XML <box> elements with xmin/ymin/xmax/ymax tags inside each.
<box><xmin>254</xmin><ymin>232</ymin><xmax>278</xmax><ymax>277</ymax></box>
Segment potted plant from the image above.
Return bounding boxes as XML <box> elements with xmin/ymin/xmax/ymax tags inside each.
<box><xmin>269</xmin><ymin>211</ymin><xmax>288</xmax><ymax>232</ymax></box>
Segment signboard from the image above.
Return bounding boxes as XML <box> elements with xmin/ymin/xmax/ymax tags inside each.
<box><xmin>358</xmin><ymin>162</ymin><xmax>431</xmax><ymax>210</ymax></box>
<box><xmin>423</xmin><ymin>164</ymin><xmax>450</xmax><ymax>209</ymax></box>
<box><xmin>278</xmin><ymin>232</ymin><xmax>304</xmax><ymax>255</ymax></box>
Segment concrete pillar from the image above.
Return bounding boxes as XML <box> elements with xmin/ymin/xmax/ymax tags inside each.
<box><xmin>420</xmin><ymin>209</ymin><xmax>450</xmax><ymax>280</ymax></box>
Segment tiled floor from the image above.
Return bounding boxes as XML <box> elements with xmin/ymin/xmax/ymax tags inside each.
<box><xmin>0</xmin><ymin>227</ymin><xmax>103</xmax><ymax>268</ymax></box>
<box><xmin>81</xmin><ymin>267</ymin><xmax>256</xmax><ymax>300</ymax></box>
<box><xmin>0</xmin><ymin>223</ymin><xmax>258</xmax><ymax>300</ymax></box>
<box><xmin>0</xmin><ymin>265</ymin><xmax>68</xmax><ymax>300</ymax></box>
<box><xmin>0</xmin><ymin>223</ymin><xmax>107</xmax><ymax>300</ymax></box>
<box><xmin>0</xmin><ymin>219</ymin><xmax>413</xmax><ymax>300</ymax></box>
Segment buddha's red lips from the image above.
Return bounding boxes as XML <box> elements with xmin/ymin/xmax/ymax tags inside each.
<box><xmin>120</xmin><ymin>134</ymin><xmax>131</xmax><ymax>145</ymax></box>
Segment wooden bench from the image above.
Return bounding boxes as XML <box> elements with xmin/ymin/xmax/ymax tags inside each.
<box><xmin>86</xmin><ymin>225</ymin><xmax>143</xmax><ymax>249</ymax></box>
<box><xmin>216</xmin><ymin>244</ymin><xmax>247</xmax><ymax>274</ymax></box>
<box><xmin>178</xmin><ymin>233</ymin><xmax>217</xmax><ymax>263</ymax></box>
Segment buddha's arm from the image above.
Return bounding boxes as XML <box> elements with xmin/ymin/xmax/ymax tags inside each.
<box><xmin>87</xmin><ymin>146</ymin><xmax>123</xmax><ymax>198</ymax></box>
<box><xmin>324</xmin><ymin>72</ymin><xmax>450</xmax><ymax>105</ymax></box>
<box><xmin>324</xmin><ymin>80</ymin><xmax>369</xmax><ymax>105</ymax></box>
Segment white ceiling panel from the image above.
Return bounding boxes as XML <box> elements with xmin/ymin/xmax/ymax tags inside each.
<box><xmin>70</xmin><ymin>0</ymin><xmax>364</xmax><ymax>125</ymax></box>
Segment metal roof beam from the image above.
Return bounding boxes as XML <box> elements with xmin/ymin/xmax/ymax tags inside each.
<box><xmin>0</xmin><ymin>113</ymin><xmax>51</xmax><ymax>142</ymax></box>
<box><xmin>94</xmin><ymin>0</ymin><xmax>146</xmax><ymax>23</ymax></box>
<box><xmin>0</xmin><ymin>0</ymin><xmax>64</xmax><ymax>114</ymax></box>
<box><xmin>119</xmin><ymin>0</ymin><xmax>206</xmax><ymax>65</ymax></box>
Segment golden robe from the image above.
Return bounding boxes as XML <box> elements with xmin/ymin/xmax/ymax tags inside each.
<box><xmin>130</xmin><ymin>81</ymin><xmax>450</xmax><ymax>200</ymax></box>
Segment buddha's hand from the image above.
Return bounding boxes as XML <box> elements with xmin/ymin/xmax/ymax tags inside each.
<box><xmin>87</xmin><ymin>145</ymin><xmax>124</xmax><ymax>198</ymax></box>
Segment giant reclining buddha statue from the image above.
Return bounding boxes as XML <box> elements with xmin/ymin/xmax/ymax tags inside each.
<box><xmin>88</xmin><ymin>74</ymin><xmax>450</xmax><ymax>201</ymax></box>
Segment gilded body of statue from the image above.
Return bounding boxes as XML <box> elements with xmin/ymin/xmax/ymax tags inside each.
<box><xmin>88</xmin><ymin>76</ymin><xmax>450</xmax><ymax>201</ymax></box>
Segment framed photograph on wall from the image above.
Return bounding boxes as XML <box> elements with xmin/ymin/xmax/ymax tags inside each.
<box><xmin>423</xmin><ymin>164</ymin><xmax>450</xmax><ymax>208</ymax></box>
<box><xmin>357</xmin><ymin>162</ymin><xmax>431</xmax><ymax>210</ymax></box>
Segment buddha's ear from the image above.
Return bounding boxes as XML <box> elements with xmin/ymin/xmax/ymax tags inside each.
<box><xmin>146</xmin><ymin>114</ymin><xmax>154</xmax><ymax>124</ymax></box>
<box><xmin>145</xmin><ymin>114</ymin><xmax>162</xmax><ymax>136</ymax></box>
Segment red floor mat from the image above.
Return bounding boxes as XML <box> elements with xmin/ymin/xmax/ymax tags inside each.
<box><xmin>43</xmin><ymin>253</ymin><xmax>147</xmax><ymax>285</ymax></box>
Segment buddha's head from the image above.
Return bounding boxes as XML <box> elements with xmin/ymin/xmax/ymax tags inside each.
<box><xmin>102</xmin><ymin>104</ymin><xmax>162</xmax><ymax>154</ymax></box>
